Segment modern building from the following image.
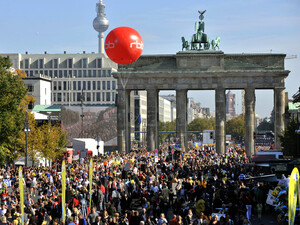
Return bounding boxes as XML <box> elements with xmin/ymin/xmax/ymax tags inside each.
<box><xmin>23</xmin><ymin>74</ymin><xmax>52</xmax><ymax>108</ymax></box>
<box><xmin>226</xmin><ymin>90</ymin><xmax>236</xmax><ymax>119</ymax></box>
<box><xmin>0</xmin><ymin>1</ymin><xmax>117</xmax><ymax>107</ymax></box>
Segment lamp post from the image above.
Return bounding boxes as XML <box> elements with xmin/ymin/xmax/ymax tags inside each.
<box><xmin>24</xmin><ymin>112</ymin><xmax>31</xmax><ymax>167</ymax></box>
<box><xmin>96</xmin><ymin>137</ymin><xmax>102</xmax><ymax>156</ymax></box>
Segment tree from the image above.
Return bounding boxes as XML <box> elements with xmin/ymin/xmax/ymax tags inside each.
<box><xmin>226</xmin><ymin>115</ymin><xmax>245</xmax><ymax>140</ymax></box>
<box><xmin>187</xmin><ymin>118</ymin><xmax>215</xmax><ymax>131</ymax></box>
<box><xmin>159</xmin><ymin>121</ymin><xmax>176</xmax><ymax>143</ymax></box>
<box><xmin>0</xmin><ymin>56</ymin><xmax>28</xmax><ymax>164</ymax></box>
<box><xmin>279</xmin><ymin>119</ymin><xmax>298</xmax><ymax>156</ymax></box>
<box><xmin>257</xmin><ymin>118</ymin><xmax>274</xmax><ymax>131</ymax></box>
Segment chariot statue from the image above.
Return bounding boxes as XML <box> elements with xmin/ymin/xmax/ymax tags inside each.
<box><xmin>181</xmin><ymin>10</ymin><xmax>220</xmax><ymax>51</ymax></box>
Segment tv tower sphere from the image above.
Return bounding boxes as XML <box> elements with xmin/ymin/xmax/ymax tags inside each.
<box><xmin>93</xmin><ymin>1</ymin><xmax>109</xmax><ymax>33</ymax></box>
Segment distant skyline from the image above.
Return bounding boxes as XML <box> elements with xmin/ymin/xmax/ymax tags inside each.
<box><xmin>0</xmin><ymin>0</ymin><xmax>299</xmax><ymax>118</ymax></box>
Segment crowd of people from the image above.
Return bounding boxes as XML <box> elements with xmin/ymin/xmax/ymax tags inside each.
<box><xmin>0</xmin><ymin>144</ymin><xmax>276</xmax><ymax>225</ymax></box>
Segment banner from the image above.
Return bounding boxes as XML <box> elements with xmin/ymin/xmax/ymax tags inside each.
<box><xmin>288</xmin><ymin>167</ymin><xmax>299</xmax><ymax>225</ymax></box>
<box><xmin>89</xmin><ymin>158</ymin><xmax>93</xmax><ymax>213</ymax></box>
<box><xmin>61</xmin><ymin>160</ymin><xmax>66</xmax><ymax>222</ymax></box>
<box><xmin>266</xmin><ymin>189</ymin><xmax>276</xmax><ymax>206</ymax></box>
<box><xmin>18</xmin><ymin>167</ymin><xmax>24</xmax><ymax>225</ymax></box>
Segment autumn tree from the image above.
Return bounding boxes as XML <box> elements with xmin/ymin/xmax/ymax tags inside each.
<box><xmin>226</xmin><ymin>115</ymin><xmax>245</xmax><ymax>140</ymax></box>
<box><xmin>0</xmin><ymin>56</ymin><xmax>30</xmax><ymax>164</ymax></box>
<box><xmin>187</xmin><ymin>118</ymin><xmax>215</xmax><ymax>131</ymax></box>
<box><xmin>279</xmin><ymin>119</ymin><xmax>298</xmax><ymax>157</ymax></box>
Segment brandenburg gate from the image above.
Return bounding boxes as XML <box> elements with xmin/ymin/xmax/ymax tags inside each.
<box><xmin>112</xmin><ymin>11</ymin><xmax>290</xmax><ymax>157</ymax></box>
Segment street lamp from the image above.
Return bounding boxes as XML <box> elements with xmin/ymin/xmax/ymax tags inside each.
<box><xmin>23</xmin><ymin>112</ymin><xmax>31</xmax><ymax>167</ymax></box>
<box><xmin>96</xmin><ymin>137</ymin><xmax>102</xmax><ymax>156</ymax></box>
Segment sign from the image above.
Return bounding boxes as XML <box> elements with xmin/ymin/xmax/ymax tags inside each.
<box><xmin>175</xmin><ymin>142</ymin><xmax>180</xmax><ymax>148</ymax></box>
<box><xmin>124</xmin><ymin>162</ymin><xmax>131</xmax><ymax>171</ymax></box>
<box><xmin>3</xmin><ymin>179</ymin><xmax>11</xmax><ymax>188</ymax></box>
<box><xmin>266</xmin><ymin>189</ymin><xmax>276</xmax><ymax>206</ymax></box>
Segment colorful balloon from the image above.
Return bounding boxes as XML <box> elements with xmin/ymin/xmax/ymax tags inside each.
<box><xmin>105</xmin><ymin>27</ymin><xmax>143</xmax><ymax>65</ymax></box>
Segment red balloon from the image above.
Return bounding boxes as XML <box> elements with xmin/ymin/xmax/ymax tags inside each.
<box><xmin>105</xmin><ymin>27</ymin><xmax>143</xmax><ymax>65</ymax></box>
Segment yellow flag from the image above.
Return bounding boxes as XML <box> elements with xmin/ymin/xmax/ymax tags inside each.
<box><xmin>89</xmin><ymin>158</ymin><xmax>93</xmax><ymax>213</ymax></box>
<box><xmin>61</xmin><ymin>160</ymin><xmax>66</xmax><ymax>221</ymax></box>
<box><xmin>19</xmin><ymin>167</ymin><xmax>24</xmax><ymax>225</ymax></box>
<box><xmin>289</xmin><ymin>167</ymin><xmax>299</xmax><ymax>225</ymax></box>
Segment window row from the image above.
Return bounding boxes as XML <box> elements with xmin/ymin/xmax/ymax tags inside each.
<box><xmin>52</xmin><ymin>81</ymin><xmax>116</xmax><ymax>91</ymax></box>
<box><xmin>53</xmin><ymin>92</ymin><xmax>115</xmax><ymax>102</ymax></box>
<box><xmin>23</xmin><ymin>58</ymin><xmax>102</xmax><ymax>69</ymax></box>
<box><xmin>24</xmin><ymin>69</ymin><xmax>111</xmax><ymax>78</ymax></box>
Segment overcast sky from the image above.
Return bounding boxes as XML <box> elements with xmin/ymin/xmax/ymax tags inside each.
<box><xmin>0</xmin><ymin>0</ymin><xmax>299</xmax><ymax>118</ymax></box>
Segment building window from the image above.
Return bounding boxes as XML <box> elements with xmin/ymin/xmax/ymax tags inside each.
<box><xmin>27</xmin><ymin>85</ymin><xmax>34</xmax><ymax>92</ymax></box>
<box><xmin>87</xmin><ymin>81</ymin><xmax>91</xmax><ymax>90</ymax></box>
<box><xmin>53</xmin><ymin>81</ymin><xmax>57</xmax><ymax>90</ymax></box>
<box><xmin>58</xmin><ymin>82</ymin><xmax>62</xmax><ymax>90</ymax></box>
<box><xmin>107</xmin><ymin>70</ymin><xmax>111</xmax><ymax>77</ymax></box>
<box><xmin>64</xmin><ymin>70</ymin><xmax>68</xmax><ymax>78</ymax></box>
<box><xmin>97</xmin><ymin>81</ymin><xmax>101</xmax><ymax>90</ymax></box>
<box><xmin>83</xmin><ymin>81</ymin><xmax>86</xmax><ymax>90</ymax></box>
<box><xmin>73</xmin><ymin>81</ymin><xmax>76</xmax><ymax>90</ymax></box>
<box><xmin>93</xmin><ymin>81</ymin><xmax>96</xmax><ymax>90</ymax></box>
<box><xmin>83</xmin><ymin>70</ymin><xmax>87</xmax><ymax>77</ymax></box>
<box><xmin>44</xmin><ymin>70</ymin><xmax>48</xmax><ymax>76</ymax></box>
<box><xmin>97</xmin><ymin>70</ymin><xmax>101</xmax><ymax>77</ymax></box>
<box><xmin>82</xmin><ymin>58</ymin><xmax>87</xmax><ymax>68</ymax></box>
<box><xmin>53</xmin><ymin>93</ymin><xmax>56</xmax><ymax>102</ymax></box>
<box><xmin>68</xmin><ymin>58</ymin><xmax>73</xmax><ymax>68</ymax></box>
<box><xmin>28</xmin><ymin>101</ymin><xmax>34</xmax><ymax>110</ymax></box>
<box><xmin>78</xmin><ymin>81</ymin><xmax>81</xmax><ymax>90</ymax></box>
<box><xmin>102</xmin><ymin>81</ymin><xmax>106</xmax><ymax>90</ymax></box>
<box><xmin>39</xmin><ymin>59</ymin><xmax>44</xmax><ymax>68</ymax></box>
<box><xmin>102</xmin><ymin>92</ymin><xmax>105</xmax><ymax>102</ymax></box>
<box><xmin>57</xmin><ymin>93</ymin><xmax>62</xmax><ymax>102</ymax></box>
<box><xmin>73</xmin><ymin>70</ymin><xmax>77</xmax><ymax>77</ymax></box>
<box><xmin>24</xmin><ymin>59</ymin><xmax>29</xmax><ymax>69</ymax></box>
<box><xmin>40</xmin><ymin>70</ymin><xmax>43</xmax><ymax>75</ymax></box>
<box><xmin>73</xmin><ymin>93</ymin><xmax>76</xmax><ymax>102</ymax></box>
<box><xmin>77</xmin><ymin>93</ymin><xmax>81</xmax><ymax>102</ymax></box>
<box><xmin>97</xmin><ymin>92</ymin><xmax>101</xmax><ymax>101</ymax></box>
<box><xmin>30</xmin><ymin>71</ymin><xmax>33</xmax><ymax>76</ymax></box>
<box><xmin>54</xmin><ymin>59</ymin><xmax>58</xmax><ymax>68</ymax></box>
<box><xmin>112</xmin><ymin>92</ymin><xmax>115</xmax><ymax>102</ymax></box>
<box><xmin>77</xmin><ymin>70</ymin><xmax>82</xmax><ymax>78</ymax></box>
<box><xmin>49</xmin><ymin>70</ymin><xmax>53</xmax><ymax>77</ymax></box>
<box><xmin>63</xmin><ymin>81</ymin><xmax>67</xmax><ymax>90</ymax></box>
<box><xmin>59</xmin><ymin>70</ymin><xmax>63</xmax><ymax>78</ymax></box>
<box><xmin>106</xmin><ymin>92</ymin><xmax>111</xmax><ymax>102</ymax></box>
<box><xmin>102</xmin><ymin>70</ymin><xmax>106</xmax><ymax>77</ymax></box>
<box><xmin>86</xmin><ymin>92</ymin><xmax>91</xmax><ymax>102</ymax></box>
<box><xmin>93</xmin><ymin>70</ymin><xmax>96</xmax><ymax>77</ymax></box>
<box><xmin>112</xmin><ymin>81</ymin><xmax>116</xmax><ymax>90</ymax></box>
<box><xmin>107</xmin><ymin>81</ymin><xmax>111</xmax><ymax>90</ymax></box>
<box><xmin>54</xmin><ymin>70</ymin><xmax>58</xmax><ymax>77</ymax></box>
<box><xmin>88</xmin><ymin>70</ymin><xmax>92</xmax><ymax>77</ymax></box>
<box><xmin>97</xmin><ymin>58</ymin><xmax>102</xmax><ymax>68</ymax></box>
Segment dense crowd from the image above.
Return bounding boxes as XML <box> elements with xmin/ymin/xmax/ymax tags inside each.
<box><xmin>0</xmin><ymin>145</ymin><xmax>274</xmax><ymax>225</ymax></box>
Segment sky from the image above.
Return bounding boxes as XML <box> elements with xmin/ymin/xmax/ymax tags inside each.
<box><xmin>0</xmin><ymin>0</ymin><xmax>299</xmax><ymax>118</ymax></box>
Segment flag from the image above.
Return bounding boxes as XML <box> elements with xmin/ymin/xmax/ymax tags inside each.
<box><xmin>289</xmin><ymin>167</ymin><xmax>299</xmax><ymax>225</ymax></box>
<box><xmin>89</xmin><ymin>158</ymin><xmax>93</xmax><ymax>213</ymax></box>
<box><xmin>61</xmin><ymin>161</ymin><xmax>66</xmax><ymax>222</ymax></box>
<box><xmin>19</xmin><ymin>166</ymin><xmax>24</xmax><ymax>225</ymax></box>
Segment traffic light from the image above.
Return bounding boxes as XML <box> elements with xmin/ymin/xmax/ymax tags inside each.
<box><xmin>254</xmin><ymin>132</ymin><xmax>256</xmax><ymax>139</ymax></box>
<box><xmin>210</xmin><ymin>132</ymin><xmax>213</xmax><ymax>139</ymax></box>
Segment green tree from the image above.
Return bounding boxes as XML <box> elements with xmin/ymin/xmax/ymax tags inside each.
<box><xmin>187</xmin><ymin>118</ymin><xmax>215</xmax><ymax>131</ymax></box>
<box><xmin>159</xmin><ymin>121</ymin><xmax>176</xmax><ymax>143</ymax></box>
<box><xmin>226</xmin><ymin>115</ymin><xmax>245</xmax><ymax>140</ymax></box>
<box><xmin>257</xmin><ymin>118</ymin><xmax>274</xmax><ymax>131</ymax></box>
<box><xmin>279</xmin><ymin>119</ymin><xmax>298</xmax><ymax>157</ymax></box>
<box><xmin>0</xmin><ymin>56</ymin><xmax>28</xmax><ymax>164</ymax></box>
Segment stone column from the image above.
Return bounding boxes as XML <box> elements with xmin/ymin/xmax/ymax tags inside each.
<box><xmin>117</xmin><ymin>89</ymin><xmax>126</xmax><ymax>153</ymax></box>
<box><xmin>147</xmin><ymin>89</ymin><xmax>158</xmax><ymax>151</ymax></box>
<box><xmin>215</xmin><ymin>88</ymin><xmax>226</xmax><ymax>155</ymax></box>
<box><xmin>176</xmin><ymin>89</ymin><xmax>188</xmax><ymax>151</ymax></box>
<box><xmin>244</xmin><ymin>88</ymin><xmax>256</xmax><ymax>157</ymax></box>
<box><xmin>274</xmin><ymin>87</ymin><xmax>285</xmax><ymax>150</ymax></box>
<box><xmin>125</xmin><ymin>90</ymin><xmax>132</xmax><ymax>153</ymax></box>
